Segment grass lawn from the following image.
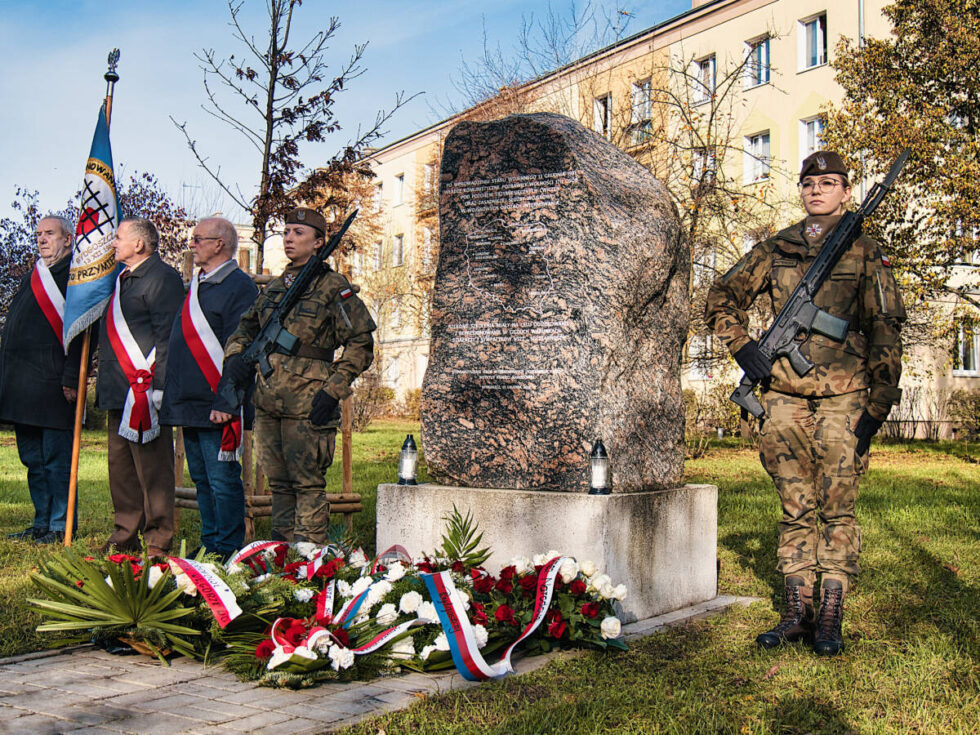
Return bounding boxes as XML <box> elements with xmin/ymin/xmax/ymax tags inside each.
<box><xmin>1</xmin><ymin>427</ymin><xmax>977</xmax><ymax>732</ymax></box>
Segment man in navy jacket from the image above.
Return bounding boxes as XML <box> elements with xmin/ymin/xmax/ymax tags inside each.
<box><xmin>160</xmin><ymin>217</ymin><xmax>257</xmax><ymax>560</ymax></box>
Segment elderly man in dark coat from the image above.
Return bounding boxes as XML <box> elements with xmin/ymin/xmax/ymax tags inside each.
<box><xmin>160</xmin><ymin>217</ymin><xmax>257</xmax><ymax>561</ymax></box>
<box><xmin>0</xmin><ymin>215</ymin><xmax>86</xmax><ymax>544</ymax></box>
<box><xmin>96</xmin><ymin>217</ymin><xmax>184</xmax><ymax>556</ymax></box>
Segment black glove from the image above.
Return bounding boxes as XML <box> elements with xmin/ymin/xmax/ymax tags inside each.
<box><xmin>854</xmin><ymin>410</ymin><xmax>884</xmax><ymax>456</ymax></box>
<box><xmin>309</xmin><ymin>390</ymin><xmax>340</xmax><ymax>426</ymax></box>
<box><xmin>222</xmin><ymin>354</ymin><xmax>253</xmax><ymax>387</ymax></box>
<box><xmin>733</xmin><ymin>340</ymin><xmax>772</xmax><ymax>382</ymax></box>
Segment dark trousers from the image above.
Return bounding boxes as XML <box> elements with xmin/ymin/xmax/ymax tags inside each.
<box><xmin>182</xmin><ymin>427</ymin><xmax>246</xmax><ymax>555</ymax></box>
<box><xmin>106</xmin><ymin>411</ymin><xmax>175</xmax><ymax>551</ymax></box>
<box><xmin>14</xmin><ymin>424</ymin><xmax>74</xmax><ymax>532</ymax></box>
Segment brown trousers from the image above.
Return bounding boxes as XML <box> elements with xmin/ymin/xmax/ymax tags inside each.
<box><xmin>106</xmin><ymin>411</ymin><xmax>175</xmax><ymax>551</ymax></box>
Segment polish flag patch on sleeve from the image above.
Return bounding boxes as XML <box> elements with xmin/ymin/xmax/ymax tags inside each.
<box><xmin>880</xmin><ymin>253</ymin><xmax>891</xmax><ymax>267</ymax></box>
<box><xmin>340</xmin><ymin>287</ymin><xmax>354</xmax><ymax>299</ymax></box>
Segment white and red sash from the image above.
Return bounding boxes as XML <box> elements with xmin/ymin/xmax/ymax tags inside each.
<box><xmin>181</xmin><ymin>272</ymin><xmax>243</xmax><ymax>461</ymax></box>
<box><xmin>105</xmin><ymin>270</ymin><xmax>159</xmax><ymax>443</ymax></box>
<box><xmin>30</xmin><ymin>261</ymin><xmax>65</xmax><ymax>349</ymax></box>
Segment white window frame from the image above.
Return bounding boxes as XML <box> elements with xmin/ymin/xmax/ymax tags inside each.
<box><xmin>800</xmin><ymin>115</ymin><xmax>826</xmax><ymax>164</ymax></box>
<box><xmin>373</xmin><ymin>183</ymin><xmax>383</xmax><ymax>213</ymax></box>
<box><xmin>692</xmin><ymin>147</ymin><xmax>717</xmax><ymax>184</ymax></box>
<box><xmin>423</xmin><ymin>163</ymin><xmax>436</xmax><ymax>194</ymax></box>
<box><xmin>593</xmin><ymin>93</ymin><xmax>612</xmax><ymax>140</ymax></box>
<box><xmin>630</xmin><ymin>78</ymin><xmax>653</xmax><ymax>146</ymax></box>
<box><xmin>394</xmin><ymin>173</ymin><xmax>405</xmax><ymax>206</ymax></box>
<box><xmin>745</xmin><ymin>36</ymin><xmax>771</xmax><ymax>88</ymax></box>
<box><xmin>691</xmin><ymin>55</ymin><xmax>716</xmax><ymax>105</ymax></box>
<box><xmin>744</xmin><ymin>131</ymin><xmax>771</xmax><ymax>183</ymax></box>
<box><xmin>373</xmin><ymin>240</ymin><xmax>383</xmax><ymax>271</ymax></box>
<box><xmin>393</xmin><ymin>233</ymin><xmax>405</xmax><ymax>267</ymax></box>
<box><xmin>798</xmin><ymin>13</ymin><xmax>828</xmax><ymax>71</ymax></box>
<box><xmin>422</xmin><ymin>226</ymin><xmax>433</xmax><ymax>268</ymax></box>
<box><xmin>953</xmin><ymin>323</ymin><xmax>980</xmax><ymax>376</ymax></box>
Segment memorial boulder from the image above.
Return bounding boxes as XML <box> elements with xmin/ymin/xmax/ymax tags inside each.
<box><xmin>421</xmin><ymin>112</ymin><xmax>689</xmax><ymax>492</ymax></box>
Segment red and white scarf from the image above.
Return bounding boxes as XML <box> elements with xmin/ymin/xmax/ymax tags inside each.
<box><xmin>105</xmin><ymin>269</ymin><xmax>159</xmax><ymax>443</ymax></box>
<box><xmin>181</xmin><ymin>271</ymin><xmax>243</xmax><ymax>461</ymax></box>
<box><xmin>31</xmin><ymin>260</ymin><xmax>65</xmax><ymax>349</ymax></box>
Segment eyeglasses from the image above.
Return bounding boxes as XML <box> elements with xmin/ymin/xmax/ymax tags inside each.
<box><xmin>191</xmin><ymin>235</ymin><xmax>221</xmax><ymax>244</ymax></box>
<box><xmin>798</xmin><ymin>178</ymin><xmax>845</xmax><ymax>194</ymax></box>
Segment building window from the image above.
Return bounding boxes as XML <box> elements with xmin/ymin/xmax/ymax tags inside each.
<box><xmin>745</xmin><ymin>132</ymin><xmax>771</xmax><ymax>182</ymax></box>
<box><xmin>630</xmin><ymin>78</ymin><xmax>653</xmax><ymax>145</ymax></box>
<box><xmin>746</xmin><ymin>36</ymin><xmax>770</xmax><ymax>87</ymax></box>
<box><xmin>692</xmin><ymin>55</ymin><xmax>716</xmax><ymax>105</ymax></box>
<box><xmin>954</xmin><ymin>323</ymin><xmax>980</xmax><ymax>375</ymax></box>
<box><xmin>393</xmin><ymin>234</ymin><xmax>404</xmax><ymax>266</ymax></box>
<box><xmin>593</xmin><ymin>94</ymin><xmax>612</xmax><ymax>140</ymax></box>
<box><xmin>394</xmin><ymin>173</ymin><xmax>405</xmax><ymax>206</ymax></box>
<box><xmin>800</xmin><ymin>116</ymin><xmax>826</xmax><ymax>162</ymax></box>
<box><xmin>800</xmin><ymin>13</ymin><xmax>828</xmax><ymax>70</ymax></box>
<box><xmin>954</xmin><ymin>220</ymin><xmax>979</xmax><ymax>265</ymax></box>
<box><xmin>374</xmin><ymin>240</ymin><xmax>383</xmax><ymax>271</ymax></box>
<box><xmin>422</xmin><ymin>226</ymin><xmax>433</xmax><ymax>268</ymax></box>
<box><xmin>373</xmin><ymin>184</ymin><xmax>383</xmax><ymax>213</ymax></box>
<box><xmin>692</xmin><ymin>147</ymin><xmax>716</xmax><ymax>184</ymax></box>
<box><xmin>423</xmin><ymin>163</ymin><xmax>436</xmax><ymax>193</ymax></box>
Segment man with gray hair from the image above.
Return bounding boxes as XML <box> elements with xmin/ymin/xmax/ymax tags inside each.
<box><xmin>0</xmin><ymin>215</ymin><xmax>86</xmax><ymax>544</ymax></box>
<box><xmin>160</xmin><ymin>217</ymin><xmax>257</xmax><ymax>560</ymax></box>
<box><xmin>96</xmin><ymin>216</ymin><xmax>184</xmax><ymax>556</ymax></box>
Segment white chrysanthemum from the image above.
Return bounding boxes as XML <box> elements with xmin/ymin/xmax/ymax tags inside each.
<box><xmin>600</xmin><ymin>616</ymin><xmax>622</xmax><ymax>640</ymax></box>
<box><xmin>451</xmin><ymin>587</ymin><xmax>471</xmax><ymax>612</ymax></box>
<box><xmin>420</xmin><ymin>644</ymin><xmax>436</xmax><ymax>661</ymax></box>
<box><xmin>348</xmin><ymin>549</ymin><xmax>369</xmax><ymax>568</ymax></box>
<box><xmin>434</xmin><ymin>632</ymin><xmax>450</xmax><ymax>651</ymax></box>
<box><xmin>558</xmin><ymin>558</ymin><xmax>579</xmax><ymax>584</ymax></box>
<box><xmin>376</xmin><ymin>603</ymin><xmax>398</xmax><ymax>625</ymax></box>
<box><xmin>390</xmin><ymin>636</ymin><xmax>415</xmax><ymax>660</ymax></box>
<box><xmin>417</xmin><ymin>601</ymin><xmax>439</xmax><ymax>622</ymax></box>
<box><xmin>509</xmin><ymin>556</ymin><xmax>532</xmax><ymax>574</ymax></box>
<box><xmin>473</xmin><ymin>624</ymin><xmax>489</xmax><ymax>649</ymax></box>
<box><xmin>336</xmin><ymin>579</ymin><xmax>352</xmax><ymax>597</ymax></box>
<box><xmin>328</xmin><ymin>645</ymin><xmax>355</xmax><ymax>671</ymax></box>
<box><xmin>399</xmin><ymin>590</ymin><xmax>423</xmax><ymax>614</ymax></box>
<box><xmin>225</xmin><ymin>561</ymin><xmax>243</xmax><ymax>575</ymax></box>
<box><xmin>293</xmin><ymin>587</ymin><xmax>316</xmax><ymax>603</ymax></box>
<box><xmin>384</xmin><ymin>561</ymin><xmax>407</xmax><ymax>582</ymax></box>
<box><xmin>350</xmin><ymin>576</ymin><xmax>372</xmax><ymax>598</ymax></box>
<box><xmin>293</xmin><ymin>542</ymin><xmax>319</xmax><ymax>560</ymax></box>
<box><xmin>167</xmin><ymin>562</ymin><xmax>198</xmax><ymax>596</ymax></box>
<box><xmin>611</xmin><ymin>584</ymin><xmax>627</xmax><ymax>601</ymax></box>
<box><xmin>146</xmin><ymin>566</ymin><xmax>164</xmax><ymax>590</ymax></box>
<box><xmin>580</xmin><ymin>560</ymin><xmax>598</xmax><ymax>577</ymax></box>
<box><xmin>366</xmin><ymin>580</ymin><xmax>393</xmax><ymax>608</ymax></box>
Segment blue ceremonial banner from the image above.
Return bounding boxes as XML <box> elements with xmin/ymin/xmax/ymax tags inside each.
<box><xmin>64</xmin><ymin>104</ymin><xmax>122</xmax><ymax>348</ymax></box>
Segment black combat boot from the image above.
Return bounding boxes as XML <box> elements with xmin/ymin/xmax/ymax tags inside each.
<box><xmin>756</xmin><ymin>576</ymin><xmax>814</xmax><ymax>649</ymax></box>
<box><xmin>813</xmin><ymin>579</ymin><xmax>845</xmax><ymax>656</ymax></box>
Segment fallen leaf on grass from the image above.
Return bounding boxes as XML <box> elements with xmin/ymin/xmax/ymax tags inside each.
<box><xmin>943</xmin><ymin>563</ymin><xmax>960</xmax><ymax>575</ymax></box>
<box><xmin>763</xmin><ymin>664</ymin><xmax>779</xmax><ymax>680</ymax></box>
<box><xmin>412</xmin><ymin>691</ymin><xmax>427</xmax><ymax>699</ymax></box>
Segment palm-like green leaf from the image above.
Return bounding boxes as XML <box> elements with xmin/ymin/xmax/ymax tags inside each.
<box><xmin>439</xmin><ymin>505</ymin><xmax>491</xmax><ymax>567</ymax></box>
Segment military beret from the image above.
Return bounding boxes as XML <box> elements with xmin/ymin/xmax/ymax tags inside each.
<box><xmin>800</xmin><ymin>150</ymin><xmax>849</xmax><ymax>182</ymax></box>
<box><xmin>285</xmin><ymin>207</ymin><xmax>327</xmax><ymax>236</ymax></box>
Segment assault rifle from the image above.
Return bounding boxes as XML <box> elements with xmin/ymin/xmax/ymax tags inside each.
<box><xmin>216</xmin><ymin>209</ymin><xmax>358</xmax><ymax>412</ymax></box>
<box><xmin>730</xmin><ymin>150</ymin><xmax>909</xmax><ymax>419</ymax></box>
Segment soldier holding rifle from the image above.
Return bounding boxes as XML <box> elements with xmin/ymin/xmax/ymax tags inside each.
<box><xmin>216</xmin><ymin>208</ymin><xmax>375</xmax><ymax>545</ymax></box>
<box><xmin>705</xmin><ymin>151</ymin><xmax>906</xmax><ymax>655</ymax></box>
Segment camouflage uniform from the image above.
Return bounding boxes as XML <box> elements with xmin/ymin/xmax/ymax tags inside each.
<box><xmin>225</xmin><ymin>263</ymin><xmax>375</xmax><ymax>543</ymax></box>
<box><xmin>705</xmin><ymin>214</ymin><xmax>905</xmax><ymax>583</ymax></box>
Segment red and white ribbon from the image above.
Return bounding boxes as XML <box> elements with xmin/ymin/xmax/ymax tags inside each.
<box><xmin>167</xmin><ymin>557</ymin><xmax>242</xmax><ymax>628</ymax></box>
<box><xmin>30</xmin><ymin>261</ymin><xmax>64</xmax><ymax>348</ymax></box>
<box><xmin>181</xmin><ymin>274</ymin><xmax>242</xmax><ymax>461</ymax></box>
<box><xmin>105</xmin><ymin>271</ymin><xmax>158</xmax><ymax>443</ymax></box>
<box><xmin>315</xmin><ymin>580</ymin><xmax>336</xmax><ymax>624</ymax></box>
<box><xmin>423</xmin><ymin>556</ymin><xmax>567</xmax><ymax>681</ymax></box>
<box><xmin>226</xmin><ymin>540</ymin><xmax>288</xmax><ymax>570</ymax></box>
<box><xmin>370</xmin><ymin>544</ymin><xmax>412</xmax><ymax>575</ymax></box>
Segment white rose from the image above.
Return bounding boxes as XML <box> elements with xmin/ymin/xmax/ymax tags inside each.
<box><xmin>580</xmin><ymin>560</ymin><xmax>598</xmax><ymax>578</ymax></box>
<box><xmin>328</xmin><ymin>645</ymin><xmax>355</xmax><ymax>671</ymax></box>
<box><xmin>376</xmin><ymin>603</ymin><xmax>398</xmax><ymax>625</ymax></box>
<box><xmin>531</xmin><ymin>553</ymin><xmax>549</xmax><ymax>567</ymax></box>
<box><xmin>385</xmin><ymin>562</ymin><xmax>407</xmax><ymax>582</ymax></box>
<box><xmin>146</xmin><ymin>566</ymin><xmax>164</xmax><ymax>590</ymax></box>
<box><xmin>600</xmin><ymin>616</ymin><xmax>622</xmax><ymax>640</ymax></box>
<box><xmin>350</xmin><ymin>576</ymin><xmax>372</xmax><ymax>598</ymax></box>
<box><xmin>390</xmin><ymin>636</ymin><xmax>415</xmax><ymax>660</ymax></box>
<box><xmin>293</xmin><ymin>588</ymin><xmax>315</xmax><ymax>603</ymax></box>
<box><xmin>589</xmin><ymin>573</ymin><xmax>611</xmax><ymax>594</ymax></box>
<box><xmin>417</xmin><ymin>601</ymin><xmax>439</xmax><ymax>622</ymax></box>
<box><xmin>293</xmin><ymin>542</ymin><xmax>318</xmax><ymax>560</ymax></box>
<box><xmin>434</xmin><ymin>632</ymin><xmax>450</xmax><ymax>651</ymax></box>
<box><xmin>473</xmin><ymin>624</ymin><xmax>489</xmax><ymax>649</ymax></box>
<box><xmin>509</xmin><ymin>556</ymin><xmax>532</xmax><ymax>574</ymax></box>
<box><xmin>545</xmin><ymin>549</ymin><xmax>563</xmax><ymax>563</ymax></box>
<box><xmin>399</xmin><ymin>590</ymin><xmax>423</xmax><ymax>614</ymax></box>
<box><xmin>420</xmin><ymin>644</ymin><xmax>436</xmax><ymax>661</ymax></box>
<box><xmin>348</xmin><ymin>549</ymin><xmax>369</xmax><ymax>568</ymax></box>
<box><xmin>558</xmin><ymin>558</ymin><xmax>579</xmax><ymax>584</ymax></box>
<box><xmin>598</xmin><ymin>581</ymin><xmax>616</xmax><ymax>600</ymax></box>
<box><xmin>611</xmin><ymin>584</ymin><xmax>627</xmax><ymax>601</ymax></box>
<box><xmin>336</xmin><ymin>579</ymin><xmax>352</xmax><ymax>598</ymax></box>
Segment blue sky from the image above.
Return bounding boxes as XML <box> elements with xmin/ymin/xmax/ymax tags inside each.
<box><xmin>0</xmin><ymin>0</ymin><xmax>690</xmax><ymax>221</ymax></box>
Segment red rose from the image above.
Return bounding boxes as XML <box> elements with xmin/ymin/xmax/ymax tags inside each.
<box><xmin>331</xmin><ymin>628</ymin><xmax>350</xmax><ymax>647</ymax></box>
<box><xmin>471</xmin><ymin>602</ymin><xmax>488</xmax><ymax>626</ymax></box>
<box><xmin>546</xmin><ymin>610</ymin><xmax>567</xmax><ymax>639</ymax></box>
<box><xmin>581</xmin><ymin>602</ymin><xmax>600</xmax><ymax>618</ymax></box>
<box><xmin>273</xmin><ymin>544</ymin><xmax>288</xmax><ymax>567</ymax></box>
<box><xmin>570</xmin><ymin>579</ymin><xmax>587</xmax><ymax>596</ymax></box>
<box><xmin>495</xmin><ymin>578</ymin><xmax>514</xmax><ymax>594</ymax></box>
<box><xmin>473</xmin><ymin>575</ymin><xmax>496</xmax><ymax>594</ymax></box>
<box><xmin>254</xmin><ymin>640</ymin><xmax>275</xmax><ymax>658</ymax></box>
<box><xmin>494</xmin><ymin>604</ymin><xmax>517</xmax><ymax>625</ymax></box>
<box><xmin>451</xmin><ymin>561</ymin><xmax>465</xmax><ymax>574</ymax></box>
<box><xmin>499</xmin><ymin>565</ymin><xmax>517</xmax><ymax>580</ymax></box>
<box><xmin>519</xmin><ymin>575</ymin><xmax>537</xmax><ymax>592</ymax></box>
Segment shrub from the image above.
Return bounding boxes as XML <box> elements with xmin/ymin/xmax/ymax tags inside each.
<box><xmin>402</xmin><ymin>388</ymin><xmax>422</xmax><ymax>422</ymax></box>
<box><xmin>350</xmin><ymin>367</ymin><xmax>395</xmax><ymax>432</ymax></box>
<box><xmin>949</xmin><ymin>389</ymin><xmax>980</xmax><ymax>440</ymax></box>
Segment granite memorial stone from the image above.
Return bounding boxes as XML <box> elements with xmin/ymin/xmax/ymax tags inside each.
<box><xmin>421</xmin><ymin>112</ymin><xmax>689</xmax><ymax>492</ymax></box>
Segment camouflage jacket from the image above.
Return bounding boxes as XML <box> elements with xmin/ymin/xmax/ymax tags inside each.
<box><xmin>705</xmin><ymin>215</ymin><xmax>906</xmax><ymax>420</ymax></box>
<box><xmin>224</xmin><ymin>264</ymin><xmax>376</xmax><ymax>423</ymax></box>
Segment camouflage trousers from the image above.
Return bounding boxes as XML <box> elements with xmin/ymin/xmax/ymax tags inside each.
<box><xmin>759</xmin><ymin>390</ymin><xmax>869</xmax><ymax>579</ymax></box>
<box><xmin>254</xmin><ymin>411</ymin><xmax>336</xmax><ymax>544</ymax></box>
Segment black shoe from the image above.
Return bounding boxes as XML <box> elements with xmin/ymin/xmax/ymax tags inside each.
<box><xmin>35</xmin><ymin>530</ymin><xmax>65</xmax><ymax>545</ymax></box>
<box><xmin>756</xmin><ymin>576</ymin><xmax>814</xmax><ymax>649</ymax></box>
<box><xmin>813</xmin><ymin>580</ymin><xmax>846</xmax><ymax>656</ymax></box>
<box><xmin>8</xmin><ymin>527</ymin><xmax>44</xmax><ymax>540</ymax></box>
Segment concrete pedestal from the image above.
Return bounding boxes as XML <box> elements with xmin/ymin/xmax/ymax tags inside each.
<box><xmin>376</xmin><ymin>483</ymin><xmax>718</xmax><ymax>623</ymax></box>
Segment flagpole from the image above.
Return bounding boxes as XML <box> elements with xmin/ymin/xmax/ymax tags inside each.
<box><xmin>65</xmin><ymin>49</ymin><xmax>120</xmax><ymax>548</ymax></box>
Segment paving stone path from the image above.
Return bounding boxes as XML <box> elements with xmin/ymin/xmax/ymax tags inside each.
<box><xmin>0</xmin><ymin>596</ymin><xmax>755</xmax><ymax>734</ymax></box>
